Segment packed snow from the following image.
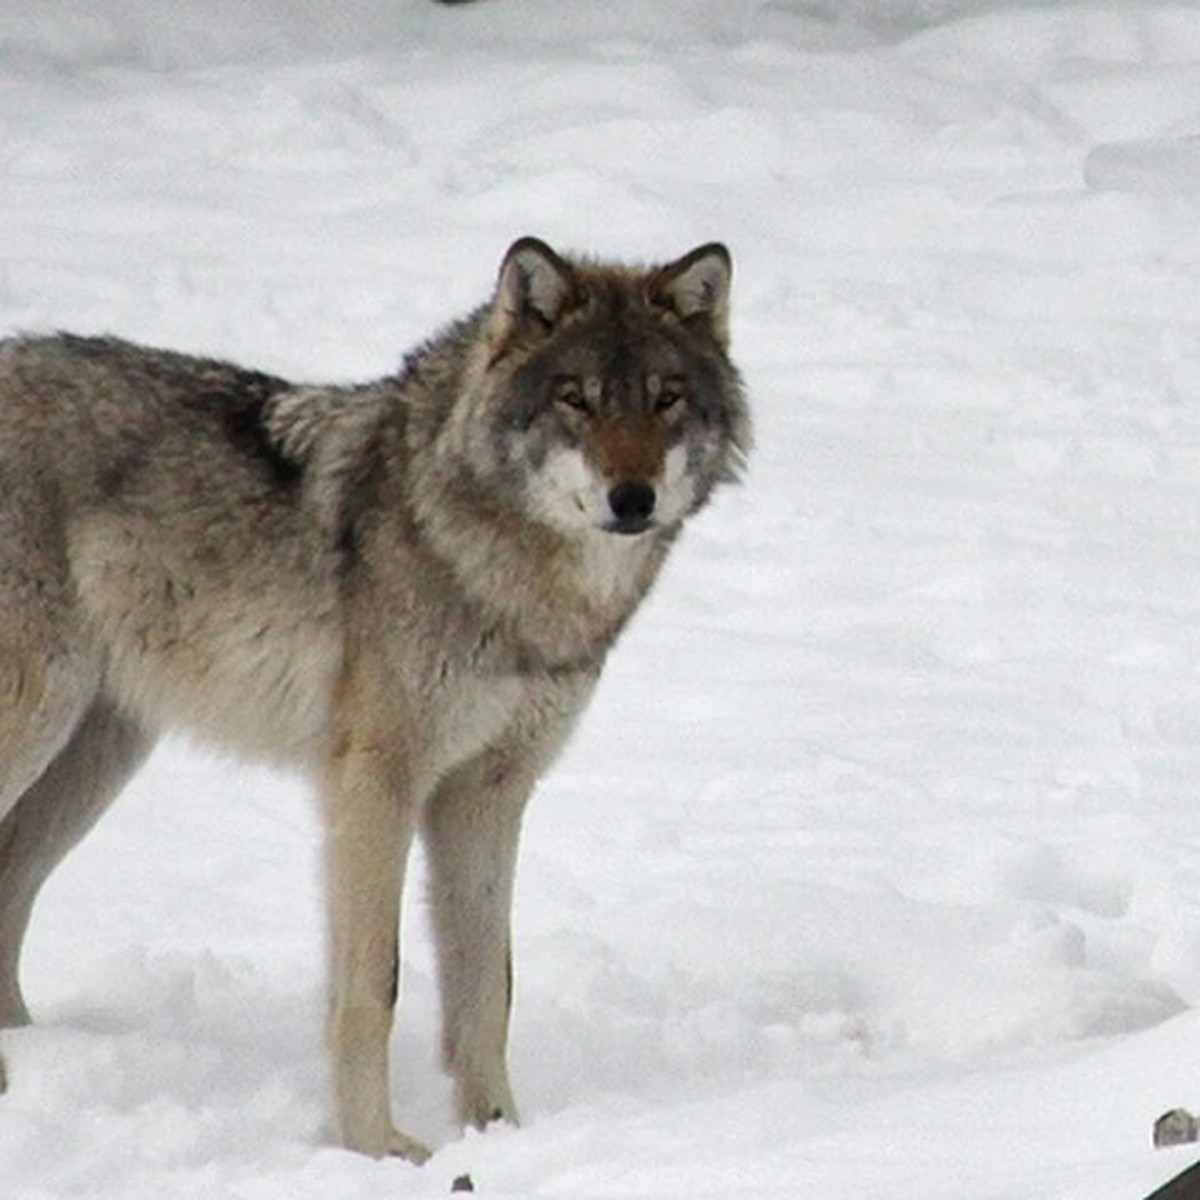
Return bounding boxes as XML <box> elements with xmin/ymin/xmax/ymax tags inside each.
<box><xmin>4</xmin><ymin>2</ymin><xmax>1200</xmax><ymax>1195</ymax></box>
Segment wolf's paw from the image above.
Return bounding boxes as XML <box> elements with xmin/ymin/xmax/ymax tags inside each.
<box><xmin>456</xmin><ymin>1079</ymin><xmax>520</xmax><ymax>1132</ymax></box>
<box><xmin>386</xmin><ymin>1128</ymin><xmax>433</xmax><ymax>1165</ymax></box>
<box><xmin>342</xmin><ymin>1124</ymin><xmax>432</xmax><ymax>1164</ymax></box>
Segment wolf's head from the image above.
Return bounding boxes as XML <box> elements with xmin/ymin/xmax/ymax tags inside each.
<box><xmin>466</xmin><ymin>237</ymin><xmax>751</xmax><ymax>540</ymax></box>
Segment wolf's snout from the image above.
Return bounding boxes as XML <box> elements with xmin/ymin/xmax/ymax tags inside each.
<box><xmin>606</xmin><ymin>481</ymin><xmax>656</xmax><ymax>534</ymax></box>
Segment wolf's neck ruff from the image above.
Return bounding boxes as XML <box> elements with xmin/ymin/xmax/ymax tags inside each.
<box><xmin>397</xmin><ymin>458</ymin><xmax>674</xmax><ymax>676</ymax></box>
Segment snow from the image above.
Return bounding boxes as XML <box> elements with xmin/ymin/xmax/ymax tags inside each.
<box><xmin>3</xmin><ymin>1</ymin><xmax>1200</xmax><ymax>1195</ymax></box>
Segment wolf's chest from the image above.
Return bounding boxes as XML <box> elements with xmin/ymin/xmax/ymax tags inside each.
<box><xmin>426</xmin><ymin>667</ymin><xmax>528</xmax><ymax>774</ymax></box>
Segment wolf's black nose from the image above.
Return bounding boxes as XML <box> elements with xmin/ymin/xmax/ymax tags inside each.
<box><xmin>607</xmin><ymin>481</ymin><xmax>656</xmax><ymax>533</ymax></box>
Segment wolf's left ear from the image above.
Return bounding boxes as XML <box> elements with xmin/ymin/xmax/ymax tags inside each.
<box><xmin>490</xmin><ymin>237</ymin><xmax>583</xmax><ymax>350</ymax></box>
<box><xmin>647</xmin><ymin>243</ymin><xmax>732</xmax><ymax>347</ymax></box>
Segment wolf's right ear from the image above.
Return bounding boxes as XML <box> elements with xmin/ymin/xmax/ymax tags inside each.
<box><xmin>489</xmin><ymin>237</ymin><xmax>583</xmax><ymax>352</ymax></box>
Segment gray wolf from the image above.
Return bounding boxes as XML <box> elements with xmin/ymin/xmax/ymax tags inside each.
<box><xmin>0</xmin><ymin>237</ymin><xmax>750</xmax><ymax>1159</ymax></box>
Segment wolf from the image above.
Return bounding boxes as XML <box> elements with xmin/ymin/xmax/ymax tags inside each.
<box><xmin>0</xmin><ymin>237</ymin><xmax>750</xmax><ymax>1160</ymax></box>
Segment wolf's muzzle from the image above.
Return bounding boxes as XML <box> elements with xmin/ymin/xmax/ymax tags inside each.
<box><xmin>606</xmin><ymin>481</ymin><xmax>656</xmax><ymax>535</ymax></box>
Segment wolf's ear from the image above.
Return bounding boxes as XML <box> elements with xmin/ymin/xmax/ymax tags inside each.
<box><xmin>647</xmin><ymin>243</ymin><xmax>732</xmax><ymax>347</ymax></box>
<box><xmin>490</xmin><ymin>237</ymin><xmax>583</xmax><ymax>349</ymax></box>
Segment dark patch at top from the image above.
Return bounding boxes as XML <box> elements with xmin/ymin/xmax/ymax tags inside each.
<box><xmin>176</xmin><ymin>365</ymin><xmax>302</xmax><ymax>490</ymax></box>
<box><xmin>208</xmin><ymin>384</ymin><xmax>302</xmax><ymax>489</ymax></box>
<box><xmin>54</xmin><ymin>334</ymin><xmax>304</xmax><ymax>489</ymax></box>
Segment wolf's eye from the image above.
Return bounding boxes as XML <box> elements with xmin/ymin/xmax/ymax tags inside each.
<box><xmin>553</xmin><ymin>377</ymin><xmax>588</xmax><ymax>411</ymax></box>
<box><xmin>655</xmin><ymin>378</ymin><xmax>689</xmax><ymax>413</ymax></box>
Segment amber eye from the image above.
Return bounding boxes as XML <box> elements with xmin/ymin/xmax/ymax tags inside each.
<box><xmin>553</xmin><ymin>377</ymin><xmax>588</xmax><ymax>411</ymax></box>
<box><xmin>655</xmin><ymin>378</ymin><xmax>688</xmax><ymax>413</ymax></box>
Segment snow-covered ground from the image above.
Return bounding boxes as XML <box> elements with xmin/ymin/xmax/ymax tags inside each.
<box><xmin>4</xmin><ymin>1</ymin><xmax>1200</xmax><ymax>1195</ymax></box>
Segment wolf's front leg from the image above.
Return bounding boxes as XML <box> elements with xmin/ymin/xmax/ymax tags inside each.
<box><xmin>323</xmin><ymin>736</ymin><xmax>429</xmax><ymax>1162</ymax></box>
<box><xmin>424</xmin><ymin>749</ymin><xmax>538</xmax><ymax>1131</ymax></box>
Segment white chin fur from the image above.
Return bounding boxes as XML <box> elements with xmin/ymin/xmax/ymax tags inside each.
<box><xmin>526</xmin><ymin>448</ymin><xmax>611</xmax><ymax>533</ymax></box>
<box><xmin>526</xmin><ymin>446</ymin><xmax>696</xmax><ymax>534</ymax></box>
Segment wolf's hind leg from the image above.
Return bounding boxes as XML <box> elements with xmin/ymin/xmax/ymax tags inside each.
<box><xmin>0</xmin><ymin>697</ymin><xmax>153</xmax><ymax>1031</ymax></box>
<box><xmin>424</xmin><ymin>750</ymin><xmax>535</xmax><ymax>1131</ymax></box>
<box><xmin>0</xmin><ymin>646</ymin><xmax>95</xmax><ymax>1029</ymax></box>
